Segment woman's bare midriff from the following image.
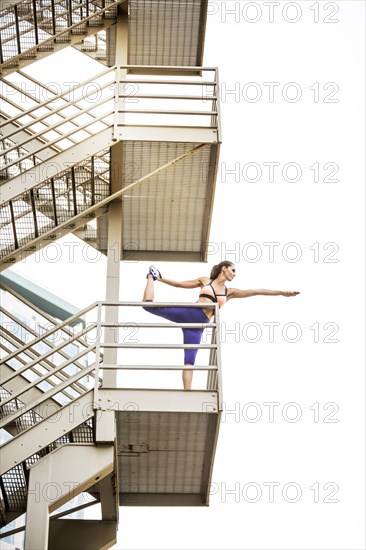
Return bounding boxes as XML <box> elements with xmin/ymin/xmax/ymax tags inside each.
<box><xmin>198</xmin><ymin>298</ymin><xmax>215</xmax><ymax>320</ymax></box>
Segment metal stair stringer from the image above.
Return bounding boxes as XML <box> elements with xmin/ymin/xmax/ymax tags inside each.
<box><xmin>0</xmin><ymin>389</ymin><xmax>95</xmax><ymax>477</ymax></box>
<box><xmin>1</xmin><ymin>127</ymin><xmax>114</xmax><ymax>205</ymax></box>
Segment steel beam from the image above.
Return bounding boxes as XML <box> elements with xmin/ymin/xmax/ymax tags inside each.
<box><xmin>115</xmin><ymin>125</ymin><xmax>219</xmax><ymax>143</ymax></box>
<box><xmin>103</xmin><ymin>12</ymin><xmax>128</xmax><ymax>389</ymax></box>
<box><xmin>24</xmin><ymin>444</ymin><xmax>114</xmax><ymax>550</ymax></box>
<box><xmin>98</xmin><ymin>472</ymin><xmax>119</xmax><ymax>523</ymax></box>
<box><xmin>98</xmin><ymin>388</ymin><xmax>218</xmax><ymax>414</ymax></box>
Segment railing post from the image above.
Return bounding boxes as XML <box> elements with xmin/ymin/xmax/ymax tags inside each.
<box><xmin>32</xmin><ymin>0</ymin><xmax>39</xmax><ymax>45</ymax></box>
<box><xmin>68</xmin><ymin>0</ymin><xmax>73</xmax><ymax>27</ymax></box>
<box><xmin>113</xmin><ymin>66</ymin><xmax>120</xmax><ymax>141</ymax></box>
<box><xmin>9</xmin><ymin>200</ymin><xmax>19</xmax><ymax>250</ymax></box>
<box><xmin>51</xmin><ymin>0</ymin><xmax>56</xmax><ymax>35</ymax></box>
<box><xmin>214</xmin><ymin>303</ymin><xmax>223</xmax><ymax>409</ymax></box>
<box><xmin>90</xmin><ymin>155</ymin><xmax>95</xmax><ymax>205</ymax></box>
<box><xmin>29</xmin><ymin>188</ymin><xmax>39</xmax><ymax>238</ymax></box>
<box><xmin>71</xmin><ymin>166</ymin><xmax>78</xmax><ymax>216</ymax></box>
<box><xmin>0</xmin><ymin>32</ymin><xmax>3</xmax><ymax>65</ymax></box>
<box><xmin>94</xmin><ymin>302</ymin><xmax>102</xmax><ymax>408</ymax></box>
<box><xmin>50</xmin><ymin>177</ymin><xmax>58</xmax><ymax>226</ymax></box>
<box><xmin>215</xmin><ymin>67</ymin><xmax>222</xmax><ymax>143</ymax></box>
<box><xmin>13</xmin><ymin>4</ymin><xmax>22</xmax><ymax>55</ymax></box>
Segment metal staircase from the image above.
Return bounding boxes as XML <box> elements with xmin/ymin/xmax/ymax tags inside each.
<box><xmin>1</xmin><ymin>64</ymin><xmax>220</xmax><ymax>268</ymax></box>
<box><xmin>0</xmin><ymin>299</ymin><xmax>222</xmax><ymax>547</ymax></box>
<box><xmin>0</xmin><ymin>1</ymin><xmax>222</xmax><ymax>547</ymax></box>
<box><xmin>0</xmin><ymin>0</ymin><xmax>124</xmax><ymax>76</ymax></box>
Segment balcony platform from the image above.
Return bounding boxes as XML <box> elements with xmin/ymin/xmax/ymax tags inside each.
<box><xmin>96</xmin><ymin>388</ymin><xmax>220</xmax><ymax>506</ymax></box>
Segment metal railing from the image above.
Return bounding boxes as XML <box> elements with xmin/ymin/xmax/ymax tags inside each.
<box><xmin>0</xmin><ymin>0</ymin><xmax>123</xmax><ymax>71</ymax></box>
<box><xmin>1</xmin><ymin>300</ymin><xmax>222</xmax><ymax>435</ymax></box>
<box><xmin>0</xmin><ymin>300</ymin><xmax>100</xmax><ymax>420</ymax></box>
<box><xmin>0</xmin><ymin>149</ymin><xmax>110</xmax><ymax>260</ymax></box>
<box><xmin>114</xmin><ymin>65</ymin><xmax>220</xmax><ymax>136</ymax></box>
<box><xmin>0</xmin><ymin>65</ymin><xmax>219</xmax><ymax>183</ymax></box>
<box><xmin>93</xmin><ymin>300</ymin><xmax>222</xmax><ymax>397</ymax></box>
<box><xmin>0</xmin><ymin>299</ymin><xmax>222</xmax><ymax>516</ymax></box>
<box><xmin>0</xmin><ymin>65</ymin><xmax>219</xmax><ymax>186</ymax></box>
<box><xmin>0</xmin><ymin>67</ymin><xmax>115</xmax><ymax>179</ymax></box>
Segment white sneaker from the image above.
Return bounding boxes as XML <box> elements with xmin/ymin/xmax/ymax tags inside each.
<box><xmin>148</xmin><ymin>265</ymin><xmax>162</xmax><ymax>280</ymax></box>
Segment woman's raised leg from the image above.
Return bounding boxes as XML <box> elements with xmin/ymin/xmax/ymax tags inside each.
<box><xmin>143</xmin><ymin>274</ymin><xmax>155</xmax><ymax>302</ymax></box>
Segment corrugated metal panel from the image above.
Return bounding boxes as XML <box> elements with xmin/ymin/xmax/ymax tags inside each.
<box><xmin>128</xmin><ymin>0</ymin><xmax>207</xmax><ymax>68</ymax></box>
<box><xmin>121</xmin><ymin>141</ymin><xmax>215</xmax><ymax>257</ymax></box>
<box><xmin>117</xmin><ymin>411</ymin><xmax>209</xmax><ymax>494</ymax></box>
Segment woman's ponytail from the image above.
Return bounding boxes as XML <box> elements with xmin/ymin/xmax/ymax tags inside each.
<box><xmin>210</xmin><ymin>261</ymin><xmax>234</xmax><ymax>280</ymax></box>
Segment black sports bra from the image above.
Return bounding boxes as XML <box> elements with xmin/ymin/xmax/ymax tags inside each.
<box><xmin>199</xmin><ymin>282</ymin><xmax>228</xmax><ymax>308</ymax></box>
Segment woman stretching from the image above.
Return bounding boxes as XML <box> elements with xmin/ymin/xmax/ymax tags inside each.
<box><xmin>143</xmin><ymin>261</ymin><xmax>299</xmax><ymax>390</ymax></box>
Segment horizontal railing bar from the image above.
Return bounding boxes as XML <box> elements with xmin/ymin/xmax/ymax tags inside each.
<box><xmin>0</xmin><ymin>361</ymin><xmax>96</xmax><ymax>429</ymax></box>
<box><xmin>0</xmin><ymin>302</ymin><xmax>99</xmax><ymax>365</ymax></box>
<box><xmin>116</xmin><ymin>124</ymin><xmax>217</xmax><ymax>129</ymax></box>
<box><xmin>117</xmin><ymin>109</ymin><xmax>217</xmax><ymax>115</ymax></box>
<box><xmin>0</xmin><ymin>345</ymin><xmax>96</xmax><ymax>406</ymax></box>
<box><xmin>118</xmin><ymin>80</ymin><xmax>216</xmax><ymax>86</ymax></box>
<box><xmin>118</xmin><ymin>95</ymin><xmax>217</xmax><ymax>101</ymax></box>
<box><xmin>120</xmin><ymin>65</ymin><xmax>217</xmax><ymax>71</ymax></box>
<box><xmin>101</xmin><ymin>364</ymin><xmax>218</xmax><ymax>370</ymax></box>
<box><xmin>99</xmin><ymin>344</ymin><xmax>216</xmax><ymax>349</ymax></box>
<box><xmin>100</xmin><ymin>323</ymin><xmax>215</xmax><ymax>328</ymax></box>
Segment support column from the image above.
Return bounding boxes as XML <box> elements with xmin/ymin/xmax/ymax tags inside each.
<box><xmin>104</xmin><ymin>10</ymin><xmax>128</xmax><ymax>388</ymax></box>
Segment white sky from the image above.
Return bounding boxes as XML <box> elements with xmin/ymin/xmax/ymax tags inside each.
<box><xmin>6</xmin><ymin>1</ymin><xmax>365</xmax><ymax>549</ymax></box>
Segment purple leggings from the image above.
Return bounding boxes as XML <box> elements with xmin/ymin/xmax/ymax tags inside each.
<box><xmin>142</xmin><ymin>302</ymin><xmax>210</xmax><ymax>365</ymax></box>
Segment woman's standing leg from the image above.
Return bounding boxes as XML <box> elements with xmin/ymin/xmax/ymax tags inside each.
<box><xmin>182</xmin><ymin>367</ymin><xmax>193</xmax><ymax>390</ymax></box>
<box><xmin>182</xmin><ymin>327</ymin><xmax>204</xmax><ymax>390</ymax></box>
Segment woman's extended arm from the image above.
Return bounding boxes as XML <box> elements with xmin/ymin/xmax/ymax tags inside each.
<box><xmin>159</xmin><ymin>275</ymin><xmax>209</xmax><ymax>289</ymax></box>
<box><xmin>228</xmin><ymin>288</ymin><xmax>300</xmax><ymax>299</ymax></box>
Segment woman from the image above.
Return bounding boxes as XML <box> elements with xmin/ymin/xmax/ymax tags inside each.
<box><xmin>143</xmin><ymin>261</ymin><xmax>299</xmax><ymax>390</ymax></box>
